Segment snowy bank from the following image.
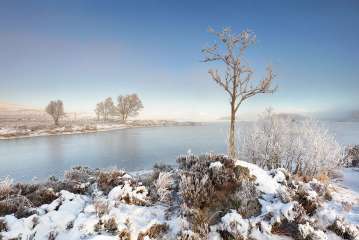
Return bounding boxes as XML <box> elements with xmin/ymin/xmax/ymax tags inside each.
<box><xmin>0</xmin><ymin>155</ymin><xmax>358</xmax><ymax>240</ymax></box>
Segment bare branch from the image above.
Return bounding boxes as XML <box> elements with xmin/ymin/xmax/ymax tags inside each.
<box><xmin>208</xmin><ymin>69</ymin><xmax>231</xmax><ymax>94</ymax></box>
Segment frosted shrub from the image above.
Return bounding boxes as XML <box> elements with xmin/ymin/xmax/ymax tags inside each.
<box><xmin>96</xmin><ymin>168</ymin><xmax>128</xmax><ymax>193</ymax></box>
<box><xmin>343</xmin><ymin>145</ymin><xmax>359</xmax><ymax>167</ymax></box>
<box><xmin>241</xmin><ymin>109</ymin><xmax>343</xmax><ymax>177</ymax></box>
<box><xmin>64</xmin><ymin>166</ymin><xmax>95</xmax><ymax>184</ymax></box>
<box><xmin>0</xmin><ymin>177</ymin><xmax>13</xmax><ymax>199</ymax></box>
<box><xmin>94</xmin><ymin>198</ymin><xmax>109</xmax><ymax>216</ymax></box>
<box><xmin>108</xmin><ymin>181</ymin><xmax>149</xmax><ymax>206</ymax></box>
<box><xmin>328</xmin><ymin>217</ymin><xmax>359</xmax><ymax>240</ymax></box>
<box><xmin>154</xmin><ymin>171</ymin><xmax>175</xmax><ymax>203</ymax></box>
<box><xmin>298</xmin><ymin>222</ymin><xmax>327</xmax><ymax>240</ymax></box>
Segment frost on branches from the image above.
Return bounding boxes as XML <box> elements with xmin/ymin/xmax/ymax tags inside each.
<box><xmin>241</xmin><ymin>108</ymin><xmax>343</xmax><ymax>177</ymax></box>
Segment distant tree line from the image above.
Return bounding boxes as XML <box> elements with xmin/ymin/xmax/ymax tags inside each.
<box><xmin>95</xmin><ymin>94</ymin><xmax>143</xmax><ymax>122</ymax></box>
<box><xmin>44</xmin><ymin>94</ymin><xmax>143</xmax><ymax>126</ymax></box>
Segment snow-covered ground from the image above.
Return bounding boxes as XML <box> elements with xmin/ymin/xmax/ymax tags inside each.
<box><xmin>0</xmin><ymin>123</ymin><xmax>127</xmax><ymax>140</ymax></box>
<box><xmin>1</xmin><ymin>157</ymin><xmax>358</xmax><ymax>240</ymax></box>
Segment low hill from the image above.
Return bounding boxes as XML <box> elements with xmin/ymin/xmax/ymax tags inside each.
<box><xmin>0</xmin><ymin>101</ymin><xmax>44</xmax><ymax>113</ymax></box>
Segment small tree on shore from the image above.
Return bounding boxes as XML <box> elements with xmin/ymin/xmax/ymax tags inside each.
<box><xmin>45</xmin><ymin>100</ymin><xmax>65</xmax><ymax>126</ymax></box>
<box><xmin>104</xmin><ymin>97</ymin><xmax>115</xmax><ymax>121</ymax></box>
<box><xmin>95</xmin><ymin>102</ymin><xmax>105</xmax><ymax>121</ymax></box>
<box><xmin>116</xmin><ymin>94</ymin><xmax>143</xmax><ymax>121</ymax></box>
<box><xmin>202</xmin><ymin>27</ymin><xmax>277</xmax><ymax>158</ymax></box>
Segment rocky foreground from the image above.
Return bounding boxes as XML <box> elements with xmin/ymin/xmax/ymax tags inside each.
<box><xmin>0</xmin><ymin>154</ymin><xmax>358</xmax><ymax>240</ymax></box>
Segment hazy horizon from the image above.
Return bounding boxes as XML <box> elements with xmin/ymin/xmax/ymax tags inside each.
<box><xmin>1</xmin><ymin>0</ymin><xmax>358</xmax><ymax>121</ymax></box>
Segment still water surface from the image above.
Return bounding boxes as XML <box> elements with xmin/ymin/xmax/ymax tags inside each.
<box><xmin>0</xmin><ymin>122</ymin><xmax>358</xmax><ymax>181</ymax></box>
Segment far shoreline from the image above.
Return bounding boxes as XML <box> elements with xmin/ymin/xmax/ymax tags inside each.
<box><xmin>0</xmin><ymin>120</ymin><xmax>202</xmax><ymax>140</ymax></box>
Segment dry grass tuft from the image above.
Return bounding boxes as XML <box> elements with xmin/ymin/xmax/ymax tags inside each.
<box><xmin>137</xmin><ymin>223</ymin><xmax>169</xmax><ymax>240</ymax></box>
<box><xmin>94</xmin><ymin>199</ymin><xmax>109</xmax><ymax>216</ymax></box>
<box><xmin>154</xmin><ymin>171</ymin><xmax>176</xmax><ymax>203</ymax></box>
<box><xmin>103</xmin><ymin>217</ymin><xmax>118</xmax><ymax>234</ymax></box>
<box><xmin>0</xmin><ymin>177</ymin><xmax>13</xmax><ymax>200</ymax></box>
<box><xmin>316</xmin><ymin>172</ymin><xmax>329</xmax><ymax>183</ymax></box>
<box><xmin>48</xmin><ymin>231</ymin><xmax>58</xmax><ymax>240</ymax></box>
<box><xmin>118</xmin><ymin>218</ymin><xmax>132</xmax><ymax>240</ymax></box>
<box><xmin>0</xmin><ymin>218</ymin><xmax>7</xmax><ymax>232</ymax></box>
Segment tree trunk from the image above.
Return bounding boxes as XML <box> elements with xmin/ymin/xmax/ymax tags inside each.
<box><xmin>228</xmin><ymin>102</ymin><xmax>237</xmax><ymax>158</ymax></box>
<box><xmin>54</xmin><ymin>117</ymin><xmax>59</xmax><ymax>126</ymax></box>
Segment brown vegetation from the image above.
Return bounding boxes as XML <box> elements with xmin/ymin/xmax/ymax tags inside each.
<box><xmin>137</xmin><ymin>223</ymin><xmax>169</xmax><ymax>240</ymax></box>
<box><xmin>328</xmin><ymin>218</ymin><xmax>359</xmax><ymax>240</ymax></box>
<box><xmin>118</xmin><ymin>218</ymin><xmax>132</xmax><ymax>240</ymax></box>
<box><xmin>177</xmin><ymin>154</ymin><xmax>261</xmax><ymax>237</ymax></box>
<box><xmin>103</xmin><ymin>217</ymin><xmax>118</xmax><ymax>233</ymax></box>
<box><xmin>96</xmin><ymin>169</ymin><xmax>127</xmax><ymax>193</ymax></box>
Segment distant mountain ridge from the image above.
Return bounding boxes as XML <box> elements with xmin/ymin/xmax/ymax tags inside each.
<box><xmin>313</xmin><ymin>109</ymin><xmax>359</xmax><ymax>122</ymax></box>
<box><xmin>218</xmin><ymin>112</ymin><xmax>307</xmax><ymax>121</ymax></box>
<box><xmin>0</xmin><ymin>101</ymin><xmax>42</xmax><ymax>112</ymax></box>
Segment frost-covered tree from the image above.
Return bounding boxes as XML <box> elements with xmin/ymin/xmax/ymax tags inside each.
<box><xmin>241</xmin><ymin>108</ymin><xmax>343</xmax><ymax>176</ymax></box>
<box><xmin>202</xmin><ymin>27</ymin><xmax>277</xmax><ymax>158</ymax></box>
<box><xmin>95</xmin><ymin>102</ymin><xmax>105</xmax><ymax>121</ymax></box>
<box><xmin>116</xmin><ymin>94</ymin><xmax>143</xmax><ymax>121</ymax></box>
<box><xmin>45</xmin><ymin>100</ymin><xmax>65</xmax><ymax>126</ymax></box>
<box><xmin>104</xmin><ymin>97</ymin><xmax>115</xmax><ymax>121</ymax></box>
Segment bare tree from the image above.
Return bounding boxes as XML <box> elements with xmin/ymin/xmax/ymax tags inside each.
<box><xmin>116</xmin><ymin>94</ymin><xmax>143</xmax><ymax>121</ymax></box>
<box><xmin>104</xmin><ymin>97</ymin><xmax>115</xmax><ymax>121</ymax></box>
<box><xmin>95</xmin><ymin>102</ymin><xmax>105</xmax><ymax>121</ymax></box>
<box><xmin>45</xmin><ymin>100</ymin><xmax>65</xmax><ymax>126</ymax></box>
<box><xmin>202</xmin><ymin>27</ymin><xmax>277</xmax><ymax>158</ymax></box>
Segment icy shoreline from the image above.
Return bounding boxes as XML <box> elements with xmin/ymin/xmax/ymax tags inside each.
<box><xmin>0</xmin><ymin>120</ymin><xmax>198</xmax><ymax>140</ymax></box>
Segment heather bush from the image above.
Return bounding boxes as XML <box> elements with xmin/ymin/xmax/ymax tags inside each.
<box><xmin>328</xmin><ymin>217</ymin><xmax>359</xmax><ymax>240</ymax></box>
<box><xmin>64</xmin><ymin>166</ymin><xmax>95</xmax><ymax>183</ymax></box>
<box><xmin>96</xmin><ymin>168</ymin><xmax>128</xmax><ymax>193</ymax></box>
<box><xmin>343</xmin><ymin>145</ymin><xmax>359</xmax><ymax>167</ymax></box>
<box><xmin>0</xmin><ymin>181</ymin><xmax>58</xmax><ymax>217</ymax></box>
<box><xmin>177</xmin><ymin>154</ymin><xmax>260</xmax><ymax>237</ymax></box>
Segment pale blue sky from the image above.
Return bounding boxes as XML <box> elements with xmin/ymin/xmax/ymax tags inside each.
<box><xmin>0</xmin><ymin>0</ymin><xmax>358</xmax><ymax>120</ymax></box>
